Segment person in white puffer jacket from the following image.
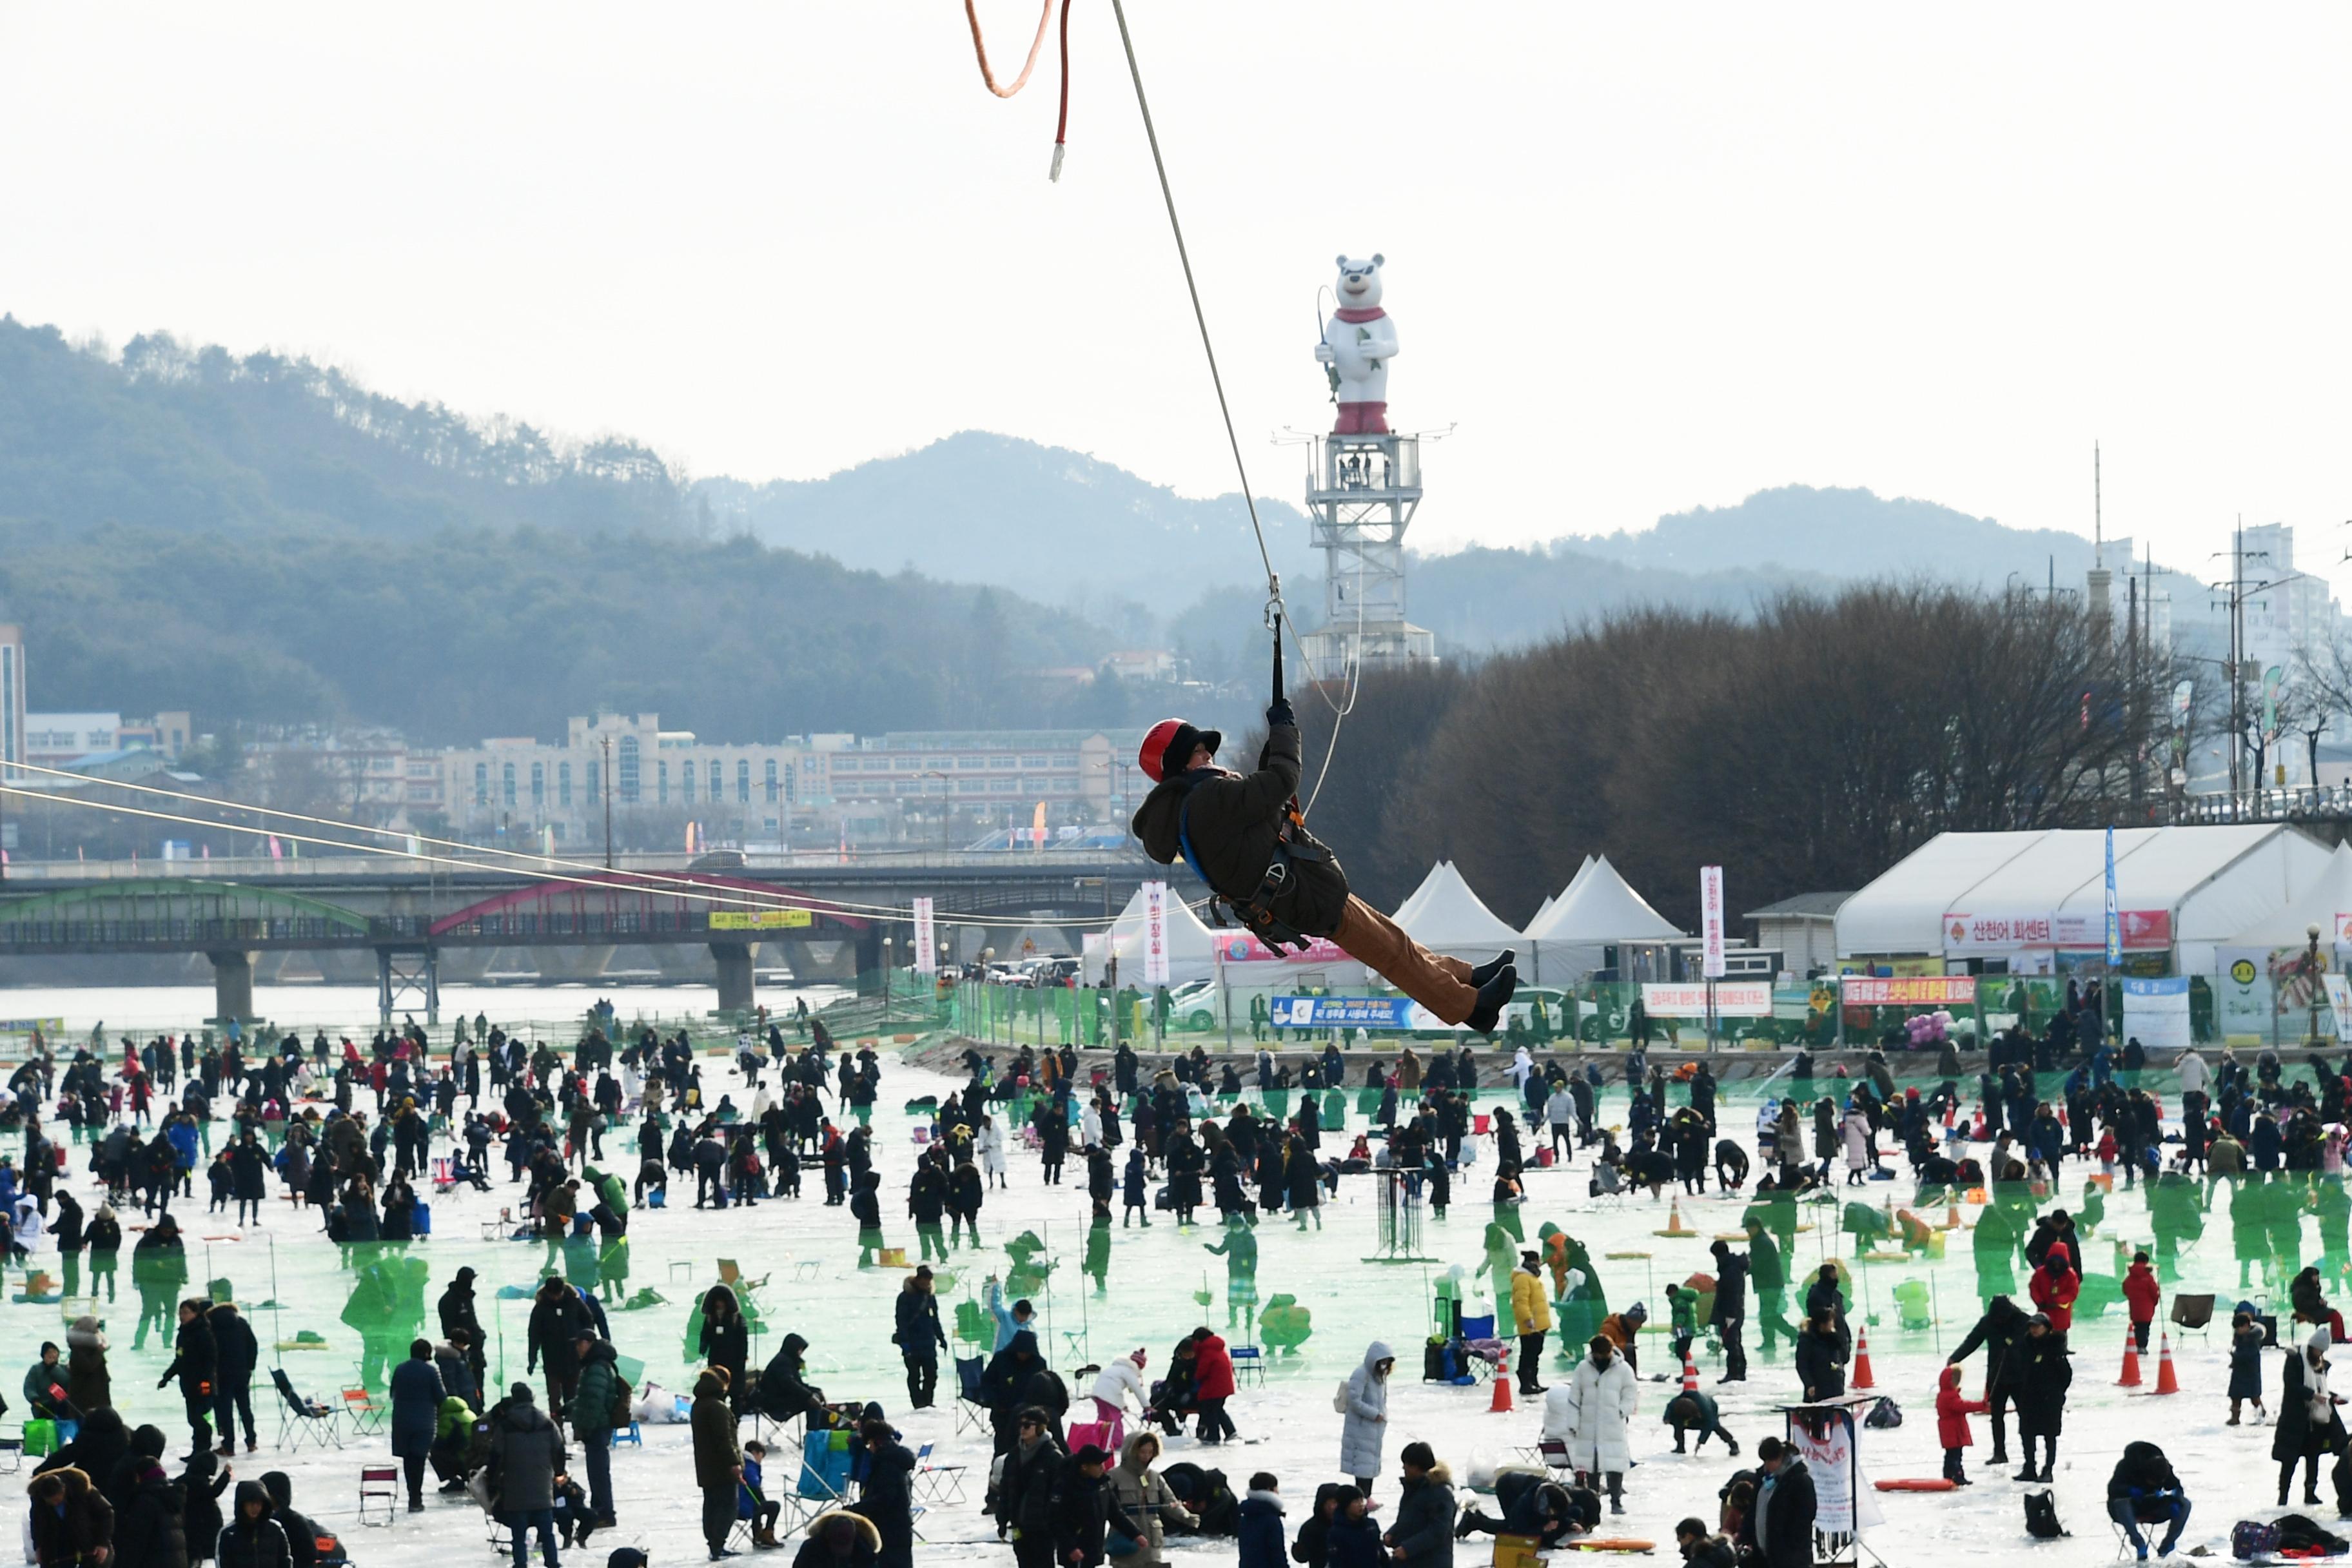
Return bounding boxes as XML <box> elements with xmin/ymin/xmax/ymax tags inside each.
<box><xmin>1557</xmin><ymin>1335</ymin><xmax>1638</xmax><ymax>1514</ymax></box>
<box><xmin>1090</xmin><ymin>1348</ymin><xmax>1148</xmax><ymax>1440</ymax></box>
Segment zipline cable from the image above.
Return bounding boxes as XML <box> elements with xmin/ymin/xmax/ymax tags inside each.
<box><xmin>0</xmin><ymin>776</ymin><xmax>1207</xmax><ymax>932</ymax></box>
<box><xmin>0</xmin><ymin>759</ymin><xmax>956</xmax><ymax>923</ymax></box>
<box><xmin>1102</xmin><ymin>0</ymin><xmax>1363</xmax><ymax>817</ymax></box>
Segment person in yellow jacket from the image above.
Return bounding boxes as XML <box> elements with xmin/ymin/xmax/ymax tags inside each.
<box><xmin>1511</xmin><ymin>1251</ymin><xmax>1554</xmax><ymax>1396</ymax></box>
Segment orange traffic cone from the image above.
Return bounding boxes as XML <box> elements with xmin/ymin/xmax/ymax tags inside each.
<box><xmin>1682</xmin><ymin>1349</ymin><xmax>1700</xmax><ymax>1394</ymax></box>
<box><xmin>2116</xmin><ymin>1328</ymin><xmax>2142</xmax><ymax>1387</ymax></box>
<box><xmin>1491</xmin><ymin>1349</ymin><xmax>1514</xmax><ymax>1413</ymax></box>
<box><xmin>1656</xmin><ymin>1198</ymin><xmax>1695</xmax><ymax>1238</ymax></box>
<box><xmin>1943</xmin><ymin>1201</ymin><xmax>1963</xmax><ymax>1231</ymax></box>
<box><xmin>1852</xmin><ymin>1328</ymin><xmax>1876</xmax><ymax>1390</ymax></box>
<box><xmin>2151</xmin><ymin>1331</ymin><xmax>2180</xmax><ymax>1396</ymax></box>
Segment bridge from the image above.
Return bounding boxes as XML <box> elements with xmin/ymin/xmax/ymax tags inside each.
<box><xmin>0</xmin><ymin>852</ymin><xmax>1157</xmax><ymax>1023</ymax></box>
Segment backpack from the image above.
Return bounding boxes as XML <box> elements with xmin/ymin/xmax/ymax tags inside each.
<box><xmin>1333</xmin><ymin>1379</ymin><xmax>1351</xmax><ymax>1415</ymax></box>
<box><xmin>2022</xmin><ymin>1490</ymin><xmax>2065</xmax><ymax>1540</ymax></box>
<box><xmin>1863</xmin><ymin>1396</ymin><xmax>1902</xmax><ymax>1429</ymax></box>
<box><xmin>2231</xmin><ymin>1520</ymin><xmax>2280</xmax><ymax>1558</ymax></box>
<box><xmin>610</xmin><ymin>1375</ymin><xmax>634</xmax><ymax>1431</ymax></box>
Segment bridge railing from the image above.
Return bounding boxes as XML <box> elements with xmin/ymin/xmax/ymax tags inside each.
<box><xmin>2178</xmin><ymin>785</ymin><xmax>2352</xmax><ymax>825</ymax></box>
<box><xmin>0</xmin><ymin>916</ymin><xmax>413</xmax><ymax>947</ymax></box>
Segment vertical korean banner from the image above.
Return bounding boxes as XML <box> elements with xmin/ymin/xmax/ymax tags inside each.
<box><xmin>911</xmin><ymin>896</ymin><xmax>936</xmax><ymax>975</ymax></box>
<box><xmin>2104</xmin><ymin>825</ymin><xmax>2122</xmax><ymax>966</ymax></box>
<box><xmin>1143</xmin><ymin>880</ymin><xmax>1171</xmax><ymax>987</ymax></box>
<box><xmin>1701</xmin><ymin>866</ymin><xmax>1726</xmax><ymax>978</ymax></box>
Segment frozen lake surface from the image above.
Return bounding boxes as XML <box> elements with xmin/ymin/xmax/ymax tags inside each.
<box><xmin>3</xmin><ymin>999</ymin><xmax>2318</xmax><ymax>1563</ymax></box>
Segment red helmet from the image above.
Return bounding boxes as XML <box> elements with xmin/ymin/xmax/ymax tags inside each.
<box><xmin>1137</xmin><ymin>719</ymin><xmax>1220</xmax><ymax>783</ymax></box>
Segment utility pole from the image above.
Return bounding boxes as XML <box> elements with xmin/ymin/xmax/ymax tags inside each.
<box><xmin>600</xmin><ymin>736</ymin><xmax>614</xmax><ymax>870</ymax></box>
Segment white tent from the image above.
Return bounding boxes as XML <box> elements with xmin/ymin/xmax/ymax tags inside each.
<box><xmin>1081</xmin><ymin>885</ymin><xmax>1220</xmax><ymax>985</ymax></box>
<box><xmin>1389</xmin><ymin>863</ymin><xmax>1450</xmax><ymax>932</ymax></box>
<box><xmin>2226</xmin><ymin>841</ymin><xmax>2352</xmax><ymax>950</ymax></box>
<box><xmin>1523</xmin><ymin>854</ymin><xmax>1683</xmax><ymax>980</ymax></box>
<box><xmin>1836</xmin><ymin>825</ymin><xmax>2333</xmax><ymax>975</ymax></box>
<box><xmin>1390</xmin><ymin>861</ymin><xmax>1522</xmax><ymax>961</ymax></box>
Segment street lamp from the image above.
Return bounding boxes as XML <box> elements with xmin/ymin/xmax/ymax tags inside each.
<box><xmin>2309</xmin><ymin>922</ymin><xmax>2327</xmax><ymax>1048</ymax></box>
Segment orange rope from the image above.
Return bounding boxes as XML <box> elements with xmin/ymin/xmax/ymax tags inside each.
<box><xmin>964</xmin><ymin>0</ymin><xmax>1055</xmax><ymax>97</ymax></box>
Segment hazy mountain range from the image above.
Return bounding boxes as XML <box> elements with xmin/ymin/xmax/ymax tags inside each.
<box><xmin>0</xmin><ymin>316</ymin><xmax>2150</xmax><ymax>741</ymax></box>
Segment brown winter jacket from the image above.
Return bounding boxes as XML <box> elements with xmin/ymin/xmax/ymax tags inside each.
<box><xmin>27</xmin><ymin>1465</ymin><xmax>115</xmax><ymax>1566</ymax></box>
<box><xmin>691</xmin><ymin>1371</ymin><xmax>741</xmax><ymax>1491</ymax></box>
<box><xmin>1131</xmin><ymin>720</ymin><xmax>1348</xmax><ymax>936</ymax></box>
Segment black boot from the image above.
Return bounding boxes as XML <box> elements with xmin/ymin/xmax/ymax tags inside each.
<box><xmin>1465</xmin><ymin>966</ymin><xmax>1520</xmax><ymax>1034</ymax></box>
<box><xmin>1471</xmin><ymin>950</ymin><xmax>1517</xmax><ymax>988</ymax></box>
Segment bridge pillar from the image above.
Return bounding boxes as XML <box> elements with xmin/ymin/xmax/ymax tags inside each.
<box><xmin>208</xmin><ymin>950</ymin><xmax>256</xmax><ymax>1024</ymax></box>
<box><xmin>853</xmin><ymin>926</ymin><xmax>885</xmax><ymax>995</ymax></box>
<box><xmin>710</xmin><ymin>941</ymin><xmax>758</xmax><ymax>1016</ymax></box>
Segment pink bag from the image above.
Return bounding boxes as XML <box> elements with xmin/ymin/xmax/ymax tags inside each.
<box><xmin>1066</xmin><ymin>1418</ymin><xmax>1119</xmax><ymax>1457</ymax></box>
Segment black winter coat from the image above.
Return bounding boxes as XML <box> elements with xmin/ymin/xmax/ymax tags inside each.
<box><xmin>210</xmin><ymin>1308</ymin><xmax>259</xmax><ymax>1393</ymax></box>
<box><xmin>163</xmin><ymin>1313</ymin><xmax>219</xmax><ymax>1400</ymax></box>
<box><xmin>1756</xmin><ymin>1460</ymin><xmax>1816</xmax><ymax>1568</ymax></box>
<box><xmin>1794</xmin><ymin>1327</ymin><xmax>1846</xmax><ymax>1402</ymax></box>
<box><xmin>215</xmin><ymin>1496</ymin><xmax>293</xmax><ymax>1568</ymax></box>
<box><xmin>117</xmin><ymin>1462</ymin><xmax>190</xmax><ymax>1568</ymax></box>
<box><xmin>1131</xmin><ymin>721</ymin><xmax>1349</xmax><ymax>938</ymax></box>
<box><xmin>2011</xmin><ymin>1332</ymin><xmax>2072</xmax><ymax>1436</ymax></box>
<box><xmin>1048</xmin><ymin>1459</ymin><xmax>1140</xmax><ymax>1566</ymax></box>
<box><xmin>1711</xmin><ymin>1253</ymin><xmax>1749</xmax><ymax>1320</ymax></box>
<box><xmin>2275</xmin><ymin>1349</ymin><xmax>2345</xmax><ymax>1462</ymax></box>
<box><xmin>1948</xmin><ymin>1297</ymin><xmax>2032</xmax><ymax>1391</ymax></box>
<box><xmin>995</xmin><ymin>1434</ymin><xmax>1064</xmax><ymax>1543</ymax></box>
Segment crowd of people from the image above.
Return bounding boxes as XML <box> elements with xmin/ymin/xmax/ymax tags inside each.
<box><xmin>8</xmin><ymin>983</ymin><xmax>2352</xmax><ymax>1566</ymax></box>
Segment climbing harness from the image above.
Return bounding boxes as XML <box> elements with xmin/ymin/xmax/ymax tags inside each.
<box><xmin>1163</xmin><ymin>609</ymin><xmax>1327</xmax><ymax>952</ymax></box>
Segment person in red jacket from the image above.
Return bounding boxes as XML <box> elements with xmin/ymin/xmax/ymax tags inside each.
<box><xmin>2122</xmin><ymin>1251</ymin><xmax>2162</xmax><ymax>1353</ymax></box>
<box><xmin>1936</xmin><ymin>1365</ymin><xmax>1991</xmax><ymax>1485</ymax></box>
<box><xmin>2028</xmin><ymin>1244</ymin><xmax>2079</xmax><ymax>1333</ymax></box>
<box><xmin>1189</xmin><ymin>1328</ymin><xmax>1238</xmax><ymax>1445</ymax></box>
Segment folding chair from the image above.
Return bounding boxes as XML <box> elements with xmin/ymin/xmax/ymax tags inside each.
<box><xmin>0</xmin><ymin>1435</ymin><xmax>22</xmax><ymax>1474</ymax></box>
<box><xmin>340</xmin><ymin>1386</ymin><xmax>386</xmax><ymax>1438</ymax></box>
<box><xmin>718</xmin><ymin>1258</ymin><xmax>772</xmax><ymax>1297</ymax></box>
<box><xmin>357</xmin><ymin>1465</ymin><xmax>398</xmax><ymax>1527</ymax></box>
<box><xmin>911</xmin><ymin>1440</ymin><xmax>967</xmax><ymax>1506</ymax></box>
<box><xmin>953</xmin><ymin>1355</ymin><xmax>990</xmax><ymax>1437</ymax></box>
<box><xmin>272</xmin><ymin>1368</ymin><xmax>344</xmax><ymax>1451</ymax></box>
<box><xmin>778</xmin><ymin>1427</ymin><xmax>856</xmax><ymax>1538</ymax></box>
<box><xmin>1229</xmin><ymin>1345</ymin><xmax>1266</xmax><ymax>1389</ymax></box>
<box><xmin>2169</xmin><ymin>1293</ymin><xmax>2215</xmax><ymax>1346</ymax></box>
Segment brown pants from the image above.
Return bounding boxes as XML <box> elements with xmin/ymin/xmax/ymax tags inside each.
<box><xmin>1330</xmin><ymin>896</ymin><xmax>1480</xmax><ymax>1024</ymax></box>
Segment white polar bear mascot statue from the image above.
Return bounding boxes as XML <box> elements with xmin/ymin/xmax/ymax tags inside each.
<box><xmin>1316</xmin><ymin>254</ymin><xmax>1398</xmax><ymax>435</ymax></box>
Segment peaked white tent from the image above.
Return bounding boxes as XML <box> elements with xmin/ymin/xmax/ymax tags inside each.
<box><xmin>1081</xmin><ymin>885</ymin><xmax>1220</xmax><ymax>985</ymax></box>
<box><xmin>1389</xmin><ymin>863</ymin><xmax>1450</xmax><ymax>932</ymax></box>
<box><xmin>1390</xmin><ymin>861</ymin><xmax>1522</xmax><ymax>962</ymax></box>
<box><xmin>1523</xmin><ymin>856</ymin><xmax>1598</xmax><ymax>943</ymax></box>
<box><xmin>2226</xmin><ymin>840</ymin><xmax>2352</xmax><ymax>951</ymax></box>
<box><xmin>1523</xmin><ymin>855</ymin><xmax>1684</xmax><ymax>981</ymax></box>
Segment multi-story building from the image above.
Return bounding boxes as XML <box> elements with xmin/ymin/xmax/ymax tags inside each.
<box><xmin>439</xmin><ymin>714</ymin><xmax>1117</xmax><ymax>851</ymax></box>
<box><xmin>0</xmin><ymin>625</ymin><xmax>23</xmax><ymax>772</ymax></box>
<box><xmin>23</xmin><ymin>712</ymin><xmax>123</xmax><ymax>769</ymax></box>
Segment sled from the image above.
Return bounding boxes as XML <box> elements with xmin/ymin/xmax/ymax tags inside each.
<box><xmin>1565</xmin><ymin>1538</ymin><xmax>1656</xmax><ymax>1553</ymax></box>
<box><xmin>1872</xmin><ymin>1478</ymin><xmax>1957</xmax><ymax>1492</ymax></box>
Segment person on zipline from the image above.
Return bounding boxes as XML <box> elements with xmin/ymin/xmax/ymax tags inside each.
<box><xmin>1132</xmin><ymin>698</ymin><xmax>1518</xmax><ymax>1032</ymax></box>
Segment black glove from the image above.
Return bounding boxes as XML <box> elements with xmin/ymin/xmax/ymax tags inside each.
<box><xmin>1266</xmin><ymin>698</ymin><xmax>1296</xmax><ymax>729</ymax></box>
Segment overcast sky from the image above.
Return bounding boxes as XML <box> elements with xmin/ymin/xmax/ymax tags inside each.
<box><xmin>3</xmin><ymin>3</ymin><xmax>2347</xmax><ymax>580</ymax></box>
